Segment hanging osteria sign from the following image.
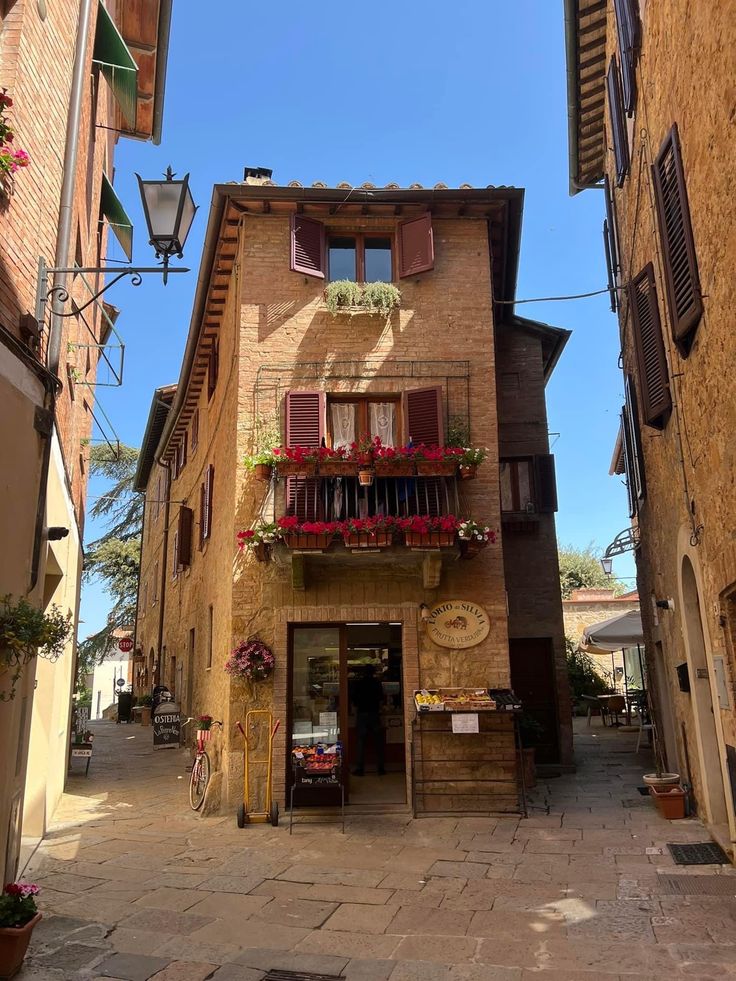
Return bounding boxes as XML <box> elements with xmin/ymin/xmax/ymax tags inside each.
<box><xmin>426</xmin><ymin>601</ymin><xmax>490</xmax><ymax>649</ymax></box>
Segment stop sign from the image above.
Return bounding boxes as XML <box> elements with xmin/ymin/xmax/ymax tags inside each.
<box><xmin>118</xmin><ymin>637</ymin><xmax>134</xmax><ymax>653</ymax></box>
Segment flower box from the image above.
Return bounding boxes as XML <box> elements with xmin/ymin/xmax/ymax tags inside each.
<box><xmin>254</xmin><ymin>463</ymin><xmax>273</xmax><ymax>482</ymax></box>
<box><xmin>403</xmin><ymin>531</ymin><xmax>456</xmax><ymax>548</ymax></box>
<box><xmin>276</xmin><ymin>460</ymin><xmax>317</xmax><ymax>477</ymax></box>
<box><xmin>374</xmin><ymin>459</ymin><xmax>415</xmax><ymax>477</ymax></box>
<box><xmin>344</xmin><ymin>531</ymin><xmax>393</xmax><ymax>549</ymax></box>
<box><xmin>0</xmin><ymin>912</ymin><xmax>42</xmax><ymax>979</ymax></box>
<box><xmin>415</xmin><ymin>460</ymin><xmax>458</xmax><ymax>477</ymax></box>
<box><xmin>459</xmin><ymin>464</ymin><xmax>477</xmax><ymax>480</ymax></box>
<box><xmin>284</xmin><ymin>533</ymin><xmax>332</xmax><ymax>550</ymax></box>
<box><xmin>459</xmin><ymin>538</ymin><xmax>487</xmax><ymax>559</ymax></box>
<box><xmin>650</xmin><ymin>784</ymin><xmax>687</xmax><ymax>819</ymax></box>
<box><xmin>252</xmin><ymin>542</ymin><xmax>272</xmax><ymax>563</ymax></box>
<box><xmin>318</xmin><ymin>460</ymin><xmax>357</xmax><ymax>477</ymax></box>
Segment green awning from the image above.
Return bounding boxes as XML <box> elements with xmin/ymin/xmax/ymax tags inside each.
<box><xmin>93</xmin><ymin>2</ymin><xmax>138</xmax><ymax>130</ymax></box>
<box><xmin>100</xmin><ymin>173</ymin><xmax>133</xmax><ymax>260</ymax></box>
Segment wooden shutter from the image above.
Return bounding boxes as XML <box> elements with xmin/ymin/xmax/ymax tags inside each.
<box><xmin>172</xmin><ymin>532</ymin><xmax>179</xmax><ymax>578</ymax></box>
<box><xmin>285</xmin><ymin>391</ymin><xmax>324</xmax><ymax>522</ymax></box>
<box><xmin>290</xmin><ymin>215</ymin><xmax>325</xmax><ymax>278</ymax></box>
<box><xmin>199</xmin><ymin>482</ymin><xmax>206</xmax><ymax>549</ymax></box>
<box><xmin>534</xmin><ymin>455</ymin><xmax>558</xmax><ymax>513</ymax></box>
<box><xmin>207</xmin><ymin>339</ymin><xmax>219</xmax><ymax>401</ymax></box>
<box><xmin>178</xmin><ymin>506</ymin><xmax>193</xmax><ymax>567</ymax></box>
<box><xmin>613</xmin><ymin>0</ymin><xmax>639</xmax><ymax>114</ymax></box>
<box><xmin>603</xmin><ymin>175</ymin><xmax>620</xmax><ymax>313</ymax></box>
<box><xmin>620</xmin><ymin>408</ymin><xmax>637</xmax><ymax>518</ymax></box>
<box><xmin>629</xmin><ymin>264</ymin><xmax>671</xmax><ymax>428</ymax></box>
<box><xmin>398</xmin><ymin>214</ymin><xmax>434</xmax><ymax>278</ymax></box>
<box><xmin>203</xmin><ymin>464</ymin><xmax>214</xmax><ymax>541</ymax></box>
<box><xmin>286</xmin><ymin>390</ymin><xmax>325</xmax><ymax>447</ymax></box>
<box><xmin>402</xmin><ymin>386</ymin><xmax>444</xmax><ymax>445</ymax></box>
<box><xmin>651</xmin><ymin>124</ymin><xmax>703</xmax><ymax>353</ymax></box>
<box><xmin>607</xmin><ymin>56</ymin><xmax>629</xmax><ymax>187</ymax></box>
<box><xmin>624</xmin><ymin>375</ymin><xmax>646</xmax><ymax>504</ymax></box>
<box><xmin>191</xmin><ymin>408</ymin><xmax>199</xmax><ymax>452</ymax></box>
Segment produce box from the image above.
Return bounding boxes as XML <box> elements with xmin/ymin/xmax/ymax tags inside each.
<box><xmin>414</xmin><ymin>690</ymin><xmax>444</xmax><ymax>712</ymax></box>
<box><xmin>438</xmin><ymin>688</ymin><xmax>497</xmax><ymax>712</ymax></box>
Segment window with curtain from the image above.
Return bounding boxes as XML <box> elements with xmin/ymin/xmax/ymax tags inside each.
<box><xmin>369</xmin><ymin>402</ymin><xmax>396</xmax><ymax>446</ymax></box>
<box><xmin>330</xmin><ymin>402</ymin><xmax>356</xmax><ymax>448</ymax></box>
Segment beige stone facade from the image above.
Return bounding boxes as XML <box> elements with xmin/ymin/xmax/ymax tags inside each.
<box><xmin>0</xmin><ymin>1</ymin><xmax>170</xmax><ymax>879</ymax></box>
<box><xmin>136</xmin><ymin>179</ymin><xmax>572</xmax><ymax>817</ymax></box>
<box><xmin>565</xmin><ymin>0</ymin><xmax>736</xmax><ymax>851</ymax></box>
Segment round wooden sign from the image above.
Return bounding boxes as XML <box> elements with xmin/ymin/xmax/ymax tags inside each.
<box><xmin>426</xmin><ymin>600</ymin><xmax>490</xmax><ymax>649</ymax></box>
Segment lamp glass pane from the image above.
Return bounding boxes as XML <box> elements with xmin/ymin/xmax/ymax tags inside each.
<box><xmin>178</xmin><ymin>189</ymin><xmax>196</xmax><ymax>248</ymax></box>
<box><xmin>142</xmin><ymin>181</ymin><xmax>183</xmax><ymax>241</ymax></box>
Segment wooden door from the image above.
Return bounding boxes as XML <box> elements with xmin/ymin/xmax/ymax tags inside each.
<box><xmin>509</xmin><ymin>638</ymin><xmax>560</xmax><ymax>765</ymax></box>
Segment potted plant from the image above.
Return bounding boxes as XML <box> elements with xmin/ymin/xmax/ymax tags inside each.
<box><xmin>225</xmin><ymin>639</ymin><xmax>275</xmax><ymax>682</ymax></box>
<box><xmin>413</xmin><ymin>444</ymin><xmax>463</xmax><ymax>477</ymax></box>
<box><xmin>237</xmin><ymin>521</ymin><xmax>279</xmax><ymax>562</ymax></box>
<box><xmin>0</xmin><ymin>595</ymin><xmax>72</xmax><ymax>701</ymax></box>
<box><xmin>273</xmin><ymin>446</ymin><xmax>318</xmax><ymax>477</ymax></box>
<box><xmin>278</xmin><ymin>516</ymin><xmax>338</xmax><ymax>551</ymax></box>
<box><xmin>374</xmin><ymin>441</ymin><xmax>416</xmax><ymax>477</ymax></box>
<box><xmin>642</xmin><ymin>700</ymin><xmax>679</xmax><ymax>788</ymax></box>
<box><xmin>244</xmin><ymin>448</ymin><xmax>277</xmax><ymax>482</ymax></box>
<box><xmin>317</xmin><ymin>445</ymin><xmax>356</xmax><ymax>477</ymax></box>
<box><xmin>342</xmin><ymin>516</ymin><xmax>395</xmax><ymax>549</ymax></box>
<box><xmin>138</xmin><ymin>693</ymin><xmax>153</xmax><ymax>726</ymax></box>
<box><xmin>518</xmin><ymin>714</ymin><xmax>544</xmax><ymax>790</ymax></box>
<box><xmin>649</xmin><ymin>784</ymin><xmax>687</xmax><ymax>819</ymax></box>
<box><xmin>0</xmin><ymin>882</ymin><xmax>41</xmax><ymax>978</ymax></box>
<box><xmin>398</xmin><ymin>515</ymin><xmax>458</xmax><ymax>548</ymax></box>
<box><xmin>457</xmin><ymin>520</ymin><xmax>496</xmax><ymax>558</ymax></box>
<box><xmin>353</xmin><ymin>434</ymin><xmax>375</xmax><ymax>486</ymax></box>
<box><xmin>459</xmin><ymin>447</ymin><xmax>487</xmax><ymax>480</ymax></box>
<box><xmin>196</xmin><ymin>714</ymin><xmax>213</xmax><ymax>742</ymax></box>
<box><xmin>0</xmin><ymin>90</ymin><xmax>30</xmax><ymax>202</ymax></box>
<box><xmin>359</xmin><ymin>281</ymin><xmax>401</xmax><ymax>317</ymax></box>
<box><xmin>324</xmin><ymin>280</ymin><xmax>401</xmax><ymax>317</ymax></box>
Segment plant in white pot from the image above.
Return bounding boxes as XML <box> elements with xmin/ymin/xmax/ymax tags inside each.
<box><xmin>641</xmin><ymin>697</ymin><xmax>679</xmax><ymax>787</ymax></box>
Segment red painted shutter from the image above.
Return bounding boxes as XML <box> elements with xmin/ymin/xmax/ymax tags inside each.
<box><xmin>286</xmin><ymin>476</ymin><xmax>321</xmax><ymax>522</ymax></box>
<box><xmin>651</xmin><ymin>124</ymin><xmax>703</xmax><ymax>354</ymax></box>
<box><xmin>178</xmin><ymin>506</ymin><xmax>193</xmax><ymax>566</ymax></box>
<box><xmin>285</xmin><ymin>391</ymin><xmax>324</xmax><ymax>522</ymax></box>
<box><xmin>290</xmin><ymin>214</ymin><xmax>325</xmax><ymax>278</ymax></box>
<box><xmin>402</xmin><ymin>386</ymin><xmax>444</xmax><ymax>445</ymax></box>
<box><xmin>534</xmin><ymin>455</ymin><xmax>558</xmax><ymax>513</ymax></box>
<box><xmin>613</xmin><ymin>0</ymin><xmax>639</xmax><ymax>114</ymax></box>
<box><xmin>398</xmin><ymin>214</ymin><xmax>434</xmax><ymax>278</ymax></box>
<box><xmin>629</xmin><ymin>264</ymin><xmax>672</xmax><ymax>428</ymax></box>
<box><xmin>607</xmin><ymin>56</ymin><xmax>629</xmax><ymax>187</ymax></box>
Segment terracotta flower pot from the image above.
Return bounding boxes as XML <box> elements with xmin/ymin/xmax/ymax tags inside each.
<box><xmin>374</xmin><ymin>459</ymin><xmax>415</xmax><ymax>477</ymax></box>
<box><xmin>650</xmin><ymin>785</ymin><xmax>686</xmax><ymax>819</ymax></box>
<box><xmin>459</xmin><ymin>463</ymin><xmax>477</xmax><ymax>480</ymax></box>
<box><xmin>403</xmin><ymin>531</ymin><xmax>455</xmax><ymax>548</ymax></box>
<box><xmin>318</xmin><ymin>460</ymin><xmax>356</xmax><ymax>477</ymax></box>
<box><xmin>284</xmin><ymin>533</ymin><xmax>332</xmax><ymax>550</ymax></box>
<box><xmin>252</xmin><ymin>542</ymin><xmax>271</xmax><ymax>563</ymax></box>
<box><xmin>140</xmin><ymin>706</ymin><xmax>152</xmax><ymax>726</ymax></box>
<box><xmin>0</xmin><ymin>912</ymin><xmax>42</xmax><ymax>979</ymax></box>
<box><xmin>275</xmin><ymin>460</ymin><xmax>317</xmax><ymax>477</ymax></box>
<box><xmin>358</xmin><ymin>469</ymin><xmax>374</xmax><ymax>487</ymax></box>
<box><xmin>459</xmin><ymin>538</ymin><xmax>487</xmax><ymax>559</ymax></box>
<box><xmin>254</xmin><ymin>463</ymin><xmax>273</xmax><ymax>482</ymax></box>
<box><xmin>415</xmin><ymin>460</ymin><xmax>458</xmax><ymax>477</ymax></box>
<box><xmin>344</xmin><ymin>531</ymin><xmax>392</xmax><ymax>549</ymax></box>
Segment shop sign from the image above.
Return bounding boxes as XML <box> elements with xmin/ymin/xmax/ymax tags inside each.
<box><xmin>153</xmin><ymin>701</ymin><xmax>181</xmax><ymax>748</ymax></box>
<box><xmin>426</xmin><ymin>600</ymin><xmax>490</xmax><ymax>649</ymax></box>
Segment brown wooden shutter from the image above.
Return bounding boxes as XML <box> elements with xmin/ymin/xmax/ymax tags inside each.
<box><xmin>290</xmin><ymin>215</ymin><xmax>325</xmax><ymax>278</ymax></box>
<box><xmin>286</xmin><ymin>476</ymin><xmax>321</xmax><ymax>522</ymax></box>
<box><xmin>207</xmin><ymin>339</ymin><xmax>219</xmax><ymax>401</ymax></box>
<box><xmin>607</xmin><ymin>56</ymin><xmax>629</xmax><ymax>187</ymax></box>
<box><xmin>620</xmin><ymin>408</ymin><xmax>637</xmax><ymax>518</ymax></box>
<box><xmin>402</xmin><ymin>386</ymin><xmax>444</xmax><ymax>445</ymax></box>
<box><xmin>285</xmin><ymin>390</ymin><xmax>325</xmax><ymax>447</ymax></box>
<box><xmin>172</xmin><ymin>532</ymin><xmax>179</xmax><ymax>578</ymax></box>
<box><xmin>178</xmin><ymin>506</ymin><xmax>193</xmax><ymax>567</ymax></box>
<box><xmin>199</xmin><ymin>482</ymin><xmax>205</xmax><ymax>549</ymax></box>
<box><xmin>398</xmin><ymin>214</ymin><xmax>434</xmax><ymax>278</ymax></box>
<box><xmin>624</xmin><ymin>375</ymin><xmax>646</xmax><ymax>503</ymax></box>
<box><xmin>534</xmin><ymin>455</ymin><xmax>558</xmax><ymax>513</ymax></box>
<box><xmin>603</xmin><ymin>175</ymin><xmax>620</xmax><ymax>313</ymax></box>
<box><xmin>629</xmin><ymin>264</ymin><xmax>672</xmax><ymax>428</ymax></box>
<box><xmin>613</xmin><ymin>0</ymin><xmax>639</xmax><ymax>114</ymax></box>
<box><xmin>651</xmin><ymin>124</ymin><xmax>703</xmax><ymax>353</ymax></box>
<box><xmin>191</xmin><ymin>408</ymin><xmax>199</xmax><ymax>452</ymax></box>
<box><xmin>203</xmin><ymin>464</ymin><xmax>214</xmax><ymax>541</ymax></box>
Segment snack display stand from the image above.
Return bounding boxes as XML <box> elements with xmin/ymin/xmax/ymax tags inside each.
<box><xmin>289</xmin><ymin>744</ymin><xmax>345</xmax><ymax>834</ymax></box>
<box><xmin>410</xmin><ymin>688</ymin><xmax>527</xmax><ymax>817</ymax></box>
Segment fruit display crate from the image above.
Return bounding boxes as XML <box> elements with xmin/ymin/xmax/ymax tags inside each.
<box><xmin>414</xmin><ymin>688</ymin><xmax>498</xmax><ymax>713</ymax></box>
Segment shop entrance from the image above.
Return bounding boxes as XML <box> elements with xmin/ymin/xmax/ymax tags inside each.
<box><xmin>289</xmin><ymin>623</ymin><xmax>406</xmax><ymax>806</ymax></box>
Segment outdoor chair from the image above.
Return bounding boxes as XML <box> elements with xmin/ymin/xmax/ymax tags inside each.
<box><xmin>601</xmin><ymin>695</ymin><xmax>626</xmax><ymax>726</ymax></box>
<box><xmin>581</xmin><ymin>695</ymin><xmax>601</xmax><ymax>726</ymax></box>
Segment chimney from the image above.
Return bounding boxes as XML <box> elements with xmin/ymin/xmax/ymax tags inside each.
<box><xmin>243</xmin><ymin>166</ymin><xmax>273</xmax><ymax>185</ymax></box>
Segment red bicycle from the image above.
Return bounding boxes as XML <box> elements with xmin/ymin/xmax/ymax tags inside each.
<box><xmin>183</xmin><ymin>717</ymin><xmax>223</xmax><ymax>810</ymax></box>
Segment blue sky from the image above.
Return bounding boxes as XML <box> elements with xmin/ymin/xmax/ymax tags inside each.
<box><xmin>79</xmin><ymin>0</ymin><xmax>636</xmax><ymax>638</ymax></box>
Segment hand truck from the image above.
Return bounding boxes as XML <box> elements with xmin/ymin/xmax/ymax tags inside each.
<box><xmin>235</xmin><ymin>712</ymin><xmax>280</xmax><ymax>827</ymax></box>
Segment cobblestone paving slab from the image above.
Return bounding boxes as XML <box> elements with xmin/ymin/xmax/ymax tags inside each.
<box><xmin>19</xmin><ymin>719</ymin><xmax>736</xmax><ymax>980</ymax></box>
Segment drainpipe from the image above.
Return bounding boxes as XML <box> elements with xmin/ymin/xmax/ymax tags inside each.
<box><xmin>156</xmin><ymin>464</ymin><xmax>171</xmax><ymax>683</ymax></box>
<box><xmin>47</xmin><ymin>0</ymin><xmax>94</xmax><ymax>376</ymax></box>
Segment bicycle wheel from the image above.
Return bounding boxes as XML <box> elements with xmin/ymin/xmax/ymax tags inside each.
<box><xmin>189</xmin><ymin>751</ymin><xmax>210</xmax><ymax>810</ymax></box>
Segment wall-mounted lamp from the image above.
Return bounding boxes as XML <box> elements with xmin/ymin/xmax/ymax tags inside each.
<box><xmin>655</xmin><ymin>598</ymin><xmax>675</xmax><ymax>612</ymax></box>
<box><xmin>48</xmin><ymin>526</ymin><xmax>70</xmax><ymax>540</ymax></box>
<box><xmin>600</xmin><ymin>557</ymin><xmax>613</xmax><ymax>576</ymax></box>
<box><xmin>419</xmin><ymin>603</ymin><xmax>430</xmax><ymax>622</ymax></box>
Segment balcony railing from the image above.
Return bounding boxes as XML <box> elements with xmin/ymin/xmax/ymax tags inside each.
<box><xmin>288</xmin><ymin>475</ymin><xmax>460</xmax><ymax>522</ymax></box>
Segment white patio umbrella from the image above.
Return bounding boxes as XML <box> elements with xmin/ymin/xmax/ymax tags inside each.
<box><xmin>581</xmin><ymin>609</ymin><xmax>644</xmax><ymax>654</ymax></box>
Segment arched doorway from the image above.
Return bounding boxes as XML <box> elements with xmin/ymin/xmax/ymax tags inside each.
<box><xmin>681</xmin><ymin>556</ymin><xmax>728</xmax><ymax>825</ymax></box>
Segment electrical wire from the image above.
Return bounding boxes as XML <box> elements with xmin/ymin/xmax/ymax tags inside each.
<box><xmin>494</xmin><ymin>286</ymin><xmax>615</xmax><ymax>305</ymax></box>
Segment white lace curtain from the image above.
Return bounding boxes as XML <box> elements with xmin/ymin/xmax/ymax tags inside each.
<box><xmin>331</xmin><ymin>403</ymin><xmax>356</xmax><ymax>448</ymax></box>
<box><xmin>370</xmin><ymin>402</ymin><xmax>396</xmax><ymax>446</ymax></box>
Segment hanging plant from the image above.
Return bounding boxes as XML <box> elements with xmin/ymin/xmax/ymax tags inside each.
<box><xmin>0</xmin><ymin>596</ymin><xmax>72</xmax><ymax>701</ymax></box>
<box><xmin>0</xmin><ymin>90</ymin><xmax>30</xmax><ymax>191</ymax></box>
<box><xmin>324</xmin><ymin>280</ymin><xmax>401</xmax><ymax>317</ymax></box>
<box><xmin>225</xmin><ymin>638</ymin><xmax>274</xmax><ymax>682</ymax></box>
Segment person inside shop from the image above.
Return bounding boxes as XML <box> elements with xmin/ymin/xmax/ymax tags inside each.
<box><xmin>351</xmin><ymin>663</ymin><xmax>385</xmax><ymax>777</ymax></box>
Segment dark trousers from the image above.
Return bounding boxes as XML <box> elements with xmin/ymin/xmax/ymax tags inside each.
<box><xmin>355</xmin><ymin>711</ymin><xmax>385</xmax><ymax>773</ymax></box>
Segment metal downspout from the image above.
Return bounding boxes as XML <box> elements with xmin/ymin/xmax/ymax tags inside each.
<box><xmin>47</xmin><ymin>0</ymin><xmax>94</xmax><ymax>376</ymax></box>
<box><xmin>156</xmin><ymin>464</ymin><xmax>171</xmax><ymax>685</ymax></box>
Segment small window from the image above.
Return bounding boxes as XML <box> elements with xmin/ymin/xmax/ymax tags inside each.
<box><xmin>500</xmin><ymin>459</ymin><xmax>534</xmax><ymax>513</ymax></box>
<box><xmin>327</xmin><ymin>234</ymin><xmax>393</xmax><ymax>283</ymax></box>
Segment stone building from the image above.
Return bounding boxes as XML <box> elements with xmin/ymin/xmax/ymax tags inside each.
<box><xmin>563</xmin><ymin>588</ymin><xmax>641</xmax><ymax>690</ymax></box>
<box><xmin>0</xmin><ymin>0</ymin><xmax>171</xmax><ymax>879</ymax></box>
<box><xmin>134</xmin><ymin>175</ymin><xmax>572</xmax><ymax>816</ymax></box>
<box><xmin>564</xmin><ymin>0</ymin><xmax>736</xmax><ymax>851</ymax></box>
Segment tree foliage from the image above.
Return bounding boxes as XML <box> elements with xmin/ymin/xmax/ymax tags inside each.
<box><xmin>78</xmin><ymin>444</ymin><xmax>142</xmax><ymax>666</ymax></box>
<box><xmin>558</xmin><ymin>542</ymin><xmax>626</xmax><ymax>599</ymax></box>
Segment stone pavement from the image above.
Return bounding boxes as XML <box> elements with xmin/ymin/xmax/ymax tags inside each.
<box><xmin>19</xmin><ymin>718</ymin><xmax>736</xmax><ymax>981</ymax></box>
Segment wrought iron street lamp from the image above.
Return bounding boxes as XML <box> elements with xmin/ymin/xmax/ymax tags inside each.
<box><xmin>137</xmin><ymin>167</ymin><xmax>197</xmax><ymax>284</ymax></box>
<box><xmin>600</xmin><ymin>556</ymin><xmax>614</xmax><ymax>576</ymax></box>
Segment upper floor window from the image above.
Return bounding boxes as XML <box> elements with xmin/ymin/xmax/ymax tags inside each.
<box><xmin>500</xmin><ymin>456</ymin><xmax>558</xmax><ymax>514</ymax></box>
<box><xmin>328</xmin><ymin>236</ymin><xmax>393</xmax><ymax>283</ymax></box>
<box><xmin>327</xmin><ymin>395</ymin><xmax>401</xmax><ymax>447</ymax></box>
